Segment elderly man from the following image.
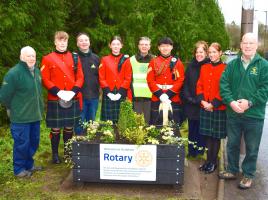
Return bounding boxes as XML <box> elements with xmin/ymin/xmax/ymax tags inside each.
<box><xmin>219</xmin><ymin>33</ymin><xmax>268</xmax><ymax>189</ymax></box>
<box><xmin>0</xmin><ymin>46</ymin><xmax>44</xmax><ymax>177</ymax></box>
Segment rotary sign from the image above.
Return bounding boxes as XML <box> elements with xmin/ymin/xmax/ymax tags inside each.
<box><xmin>99</xmin><ymin>144</ymin><xmax>157</xmax><ymax>181</ymax></box>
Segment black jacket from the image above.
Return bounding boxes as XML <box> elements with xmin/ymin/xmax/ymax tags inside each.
<box><xmin>78</xmin><ymin>49</ymin><xmax>100</xmax><ymax>99</ymax></box>
<box><xmin>182</xmin><ymin>57</ymin><xmax>210</xmax><ymax>120</ymax></box>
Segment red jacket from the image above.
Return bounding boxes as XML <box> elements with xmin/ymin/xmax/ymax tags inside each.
<box><xmin>196</xmin><ymin>62</ymin><xmax>226</xmax><ymax>110</ymax></box>
<box><xmin>99</xmin><ymin>54</ymin><xmax>132</xmax><ymax>100</ymax></box>
<box><xmin>146</xmin><ymin>55</ymin><xmax>185</xmax><ymax>102</ymax></box>
<box><xmin>41</xmin><ymin>51</ymin><xmax>84</xmax><ymax>107</ymax></box>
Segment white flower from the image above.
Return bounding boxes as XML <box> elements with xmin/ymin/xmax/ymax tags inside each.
<box><xmin>171</xmin><ymin>57</ymin><xmax>177</xmax><ymax>62</ymax></box>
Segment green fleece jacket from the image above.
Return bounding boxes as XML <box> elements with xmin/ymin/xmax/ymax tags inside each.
<box><xmin>220</xmin><ymin>53</ymin><xmax>268</xmax><ymax>119</ymax></box>
<box><xmin>0</xmin><ymin>61</ymin><xmax>44</xmax><ymax>123</ymax></box>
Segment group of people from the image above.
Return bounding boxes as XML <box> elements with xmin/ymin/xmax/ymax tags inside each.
<box><xmin>0</xmin><ymin>31</ymin><xmax>268</xmax><ymax>190</ymax></box>
<box><xmin>183</xmin><ymin>32</ymin><xmax>268</xmax><ymax>190</ymax></box>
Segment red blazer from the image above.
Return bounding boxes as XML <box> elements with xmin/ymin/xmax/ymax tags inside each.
<box><xmin>196</xmin><ymin>62</ymin><xmax>226</xmax><ymax>110</ymax></box>
<box><xmin>41</xmin><ymin>51</ymin><xmax>84</xmax><ymax>107</ymax></box>
<box><xmin>146</xmin><ymin>55</ymin><xmax>185</xmax><ymax>103</ymax></box>
<box><xmin>99</xmin><ymin>54</ymin><xmax>132</xmax><ymax>100</ymax></box>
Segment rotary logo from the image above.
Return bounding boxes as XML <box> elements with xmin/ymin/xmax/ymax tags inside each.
<box><xmin>250</xmin><ymin>66</ymin><xmax>258</xmax><ymax>76</ymax></box>
<box><xmin>134</xmin><ymin>150</ymin><xmax>153</xmax><ymax>167</ymax></box>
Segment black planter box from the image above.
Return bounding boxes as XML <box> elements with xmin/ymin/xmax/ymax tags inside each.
<box><xmin>72</xmin><ymin>142</ymin><xmax>185</xmax><ymax>185</ymax></box>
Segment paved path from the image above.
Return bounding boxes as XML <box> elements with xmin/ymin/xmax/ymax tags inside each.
<box><xmin>224</xmin><ymin>105</ymin><xmax>268</xmax><ymax>200</ymax></box>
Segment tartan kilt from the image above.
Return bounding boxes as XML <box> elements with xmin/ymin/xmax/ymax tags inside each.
<box><xmin>46</xmin><ymin>99</ymin><xmax>81</xmax><ymax>128</ymax></box>
<box><xmin>150</xmin><ymin>101</ymin><xmax>182</xmax><ymax>127</ymax></box>
<box><xmin>101</xmin><ymin>95</ymin><xmax>125</xmax><ymax>123</ymax></box>
<box><xmin>199</xmin><ymin>108</ymin><xmax>226</xmax><ymax>139</ymax></box>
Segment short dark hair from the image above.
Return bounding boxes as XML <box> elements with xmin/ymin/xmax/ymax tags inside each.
<box><xmin>76</xmin><ymin>32</ymin><xmax>90</xmax><ymax>41</ymax></box>
<box><xmin>158</xmin><ymin>37</ymin><xmax>173</xmax><ymax>46</ymax></box>
<box><xmin>110</xmin><ymin>35</ymin><xmax>123</xmax><ymax>44</ymax></box>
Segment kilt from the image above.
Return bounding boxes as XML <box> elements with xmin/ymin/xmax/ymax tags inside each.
<box><xmin>199</xmin><ymin>108</ymin><xmax>226</xmax><ymax>139</ymax></box>
<box><xmin>46</xmin><ymin>100</ymin><xmax>81</xmax><ymax>128</ymax></box>
<box><xmin>150</xmin><ymin>101</ymin><xmax>182</xmax><ymax>126</ymax></box>
<box><xmin>101</xmin><ymin>95</ymin><xmax>125</xmax><ymax>123</ymax></box>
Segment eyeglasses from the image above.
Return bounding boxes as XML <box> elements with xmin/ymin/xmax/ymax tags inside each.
<box><xmin>242</xmin><ymin>42</ymin><xmax>256</xmax><ymax>45</ymax></box>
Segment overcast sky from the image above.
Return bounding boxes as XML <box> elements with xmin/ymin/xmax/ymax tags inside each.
<box><xmin>217</xmin><ymin>0</ymin><xmax>268</xmax><ymax>25</ymax></box>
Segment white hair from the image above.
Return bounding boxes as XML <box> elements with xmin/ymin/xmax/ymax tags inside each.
<box><xmin>20</xmin><ymin>46</ymin><xmax>36</xmax><ymax>61</ymax></box>
<box><xmin>241</xmin><ymin>32</ymin><xmax>258</xmax><ymax>43</ymax></box>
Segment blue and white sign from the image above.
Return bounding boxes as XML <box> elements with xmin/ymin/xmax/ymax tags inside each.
<box><xmin>100</xmin><ymin>144</ymin><xmax>157</xmax><ymax>181</ymax></box>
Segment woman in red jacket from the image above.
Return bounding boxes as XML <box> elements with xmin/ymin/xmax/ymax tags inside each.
<box><xmin>99</xmin><ymin>36</ymin><xmax>132</xmax><ymax>123</ymax></box>
<box><xmin>196</xmin><ymin>43</ymin><xmax>227</xmax><ymax>173</ymax></box>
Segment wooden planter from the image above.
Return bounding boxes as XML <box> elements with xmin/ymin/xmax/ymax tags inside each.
<box><xmin>72</xmin><ymin>142</ymin><xmax>185</xmax><ymax>186</ymax></box>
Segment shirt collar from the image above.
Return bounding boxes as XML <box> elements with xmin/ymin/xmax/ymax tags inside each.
<box><xmin>241</xmin><ymin>54</ymin><xmax>255</xmax><ymax>64</ymax></box>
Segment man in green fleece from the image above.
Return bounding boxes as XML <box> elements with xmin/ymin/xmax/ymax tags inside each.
<box><xmin>0</xmin><ymin>46</ymin><xmax>44</xmax><ymax>178</ymax></box>
<box><xmin>219</xmin><ymin>33</ymin><xmax>268</xmax><ymax>189</ymax></box>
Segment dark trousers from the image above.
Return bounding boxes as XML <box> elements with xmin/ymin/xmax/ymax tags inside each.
<box><xmin>226</xmin><ymin>116</ymin><xmax>264</xmax><ymax>178</ymax></box>
<box><xmin>133</xmin><ymin>98</ymin><xmax>151</xmax><ymax>124</ymax></box>
<box><xmin>11</xmin><ymin>121</ymin><xmax>40</xmax><ymax>175</ymax></box>
<box><xmin>188</xmin><ymin>119</ymin><xmax>206</xmax><ymax>157</ymax></box>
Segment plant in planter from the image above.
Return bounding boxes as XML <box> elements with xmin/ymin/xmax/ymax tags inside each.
<box><xmin>68</xmin><ymin>101</ymin><xmax>206</xmax><ymax>186</ymax></box>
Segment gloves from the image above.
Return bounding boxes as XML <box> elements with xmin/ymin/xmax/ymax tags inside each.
<box><xmin>64</xmin><ymin>91</ymin><xmax>75</xmax><ymax>101</ymax></box>
<box><xmin>114</xmin><ymin>93</ymin><xmax>121</xmax><ymax>101</ymax></box>
<box><xmin>107</xmin><ymin>93</ymin><xmax>116</xmax><ymax>101</ymax></box>
<box><xmin>107</xmin><ymin>93</ymin><xmax>121</xmax><ymax>101</ymax></box>
<box><xmin>57</xmin><ymin>90</ymin><xmax>65</xmax><ymax>100</ymax></box>
<box><xmin>57</xmin><ymin>90</ymin><xmax>75</xmax><ymax>101</ymax></box>
<box><xmin>159</xmin><ymin>93</ymin><xmax>169</xmax><ymax>103</ymax></box>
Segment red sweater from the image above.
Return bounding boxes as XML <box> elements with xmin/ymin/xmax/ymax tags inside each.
<box><xmin>41</xmin><ymin>51</ymin><xmax>84</xmax><ymax>108</ymax></box>
<box><xmin>196</xmin><ymin>62</ymin><xmax>226</xmax><ymax>110</ymax></box>
<box><xmin>99</xmin><ymin>54</ymin><xmax>132</xmax><ymax>100</ymax></box>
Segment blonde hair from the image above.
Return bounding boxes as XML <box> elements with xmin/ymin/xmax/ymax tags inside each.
<box><xmin>54</xmin><ymin>31</ymin><xmax>69</xmax><ymax>41</ymax></box>
<box><xmin>193</xmin><ymin>40</ymin><xmax>208</xmax><ymax>56</ymax></box>
<box><xmin>209</xmin><ymin>42</ymin><xmax>222</xmax><ymax>52</ymax></box>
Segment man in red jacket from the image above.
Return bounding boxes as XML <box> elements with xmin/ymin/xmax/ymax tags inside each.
<box><xmin>147</xmin><ymin>37</ymin><xmax>184</xmax><ymax>131</ymax></box>
<box><xmin>41</xmin><ymin>31</ymin><xmax>84</xmax><ymax>164</ymax></box>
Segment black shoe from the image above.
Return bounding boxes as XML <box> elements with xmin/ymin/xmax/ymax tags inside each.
<box><xmin>199</xmin><ymin>163</ymin><xmax>208</xmax><ymax>171</ymax></box>
<box><xmin>205</xmin><ymin>163</ymin><xmax>217</xmax><ymax>174</ymax></box>
<box><xmin>52</xmin><ymin>154</ymin><xmax>61</xmax><ymax>164</ymax></box>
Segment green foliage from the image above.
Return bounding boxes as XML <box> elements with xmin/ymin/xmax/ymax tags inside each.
<box><xmin>117</xmin><ymin>101</ymin><xmax>138</xmax><ymax>134</ymax></box>
<box><xmin>0</xmin><ymin>0</ymin><xmax>229</xmax><ymax>67</ymax></box>
<box><xmin>0</xmin><ymin>1</ymin><xmax>67</xmax><ymax>67</ymax></box>
<box><xmin>0</xmin><ymin>66</ymin><xmax>10</xmax><ymax>126</ymax></box>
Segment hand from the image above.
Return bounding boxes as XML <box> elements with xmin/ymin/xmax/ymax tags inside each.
<box><xmin>64</xmin><ymin>91</ymin><xmax>76</xmax><ymax>101</ymax></box>
<box><xmin>201</xmin><ymin>101</ymin><xmax>213</xmax><ymax>112</ymax></box>
<box><xmin>57</xmin><ymin>90</ymin><xmax>65</xmax><ymax>100</ymax></box>
<box><xmin>114</xmin><ymin>93</ymin><xmax>122</xmax><ymax>101</ymax></box>
<box><xmin>57</xmin><ymin>90</ymin><xmax>75</xmax><ymax>101</ymax></box>
<box><xmin>237</xmin><ymin>99</ymin><xmax>250</xmax><ymax>111</ymax></box>
<box><xmin>159</xmin><ymin>94</ymin><xmax>169</xmax><ymax>102</ymax></box>
<box><xmin>107</xmin><ymin>93</ymin><xmax>116</xmax><ymax>101</ymax></box>
<box><xmin>230</xmin><ymin>101</ymin><xmax>244</xmax><ymax>113</ymax></box>
<box><xmin>206</xmin><ymin>103</ymin><xmax>214</xmax><ymax>112</ymax></box>
<box><xmin>6</xmin><ymin>109</ymin><xmax>10</xmax><ymax>118</ymax></box>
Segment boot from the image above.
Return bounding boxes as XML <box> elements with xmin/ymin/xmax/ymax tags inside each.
<box><xmin>50</xmin><ymin>132</ymin><xmax>61</xmax><ymax>164</ymax></box>
<box><xmin>63</xmin><ymin>128</ymin><xmax>73</xmax><ymax>159</ymax></box>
